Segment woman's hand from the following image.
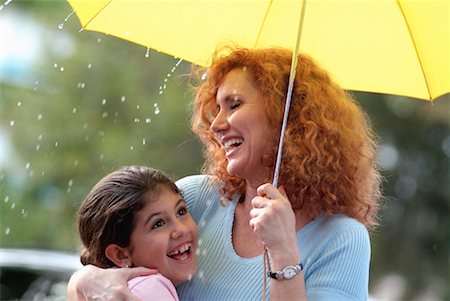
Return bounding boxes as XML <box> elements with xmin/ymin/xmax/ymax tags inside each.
<box><xmin>249</xmin><ymin>183</ymin><xmax>298</xmax><ymax>259</ymax></box>
<box><xmin>67</xmin><ymin>265</ymin><xmax>157</xmax><ymax>301</ymax></box>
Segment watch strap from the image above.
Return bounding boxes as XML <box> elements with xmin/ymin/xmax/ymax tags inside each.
<box><xmin>267</xmin><ymin>262</ymin><xmax>304</xmax><ymax>280</ymax></box>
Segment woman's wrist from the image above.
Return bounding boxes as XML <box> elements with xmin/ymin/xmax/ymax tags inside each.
<box><xmin>268</xmin><ymin>246</ymin><xmax>301</xmax><ymax>271</ymax></box>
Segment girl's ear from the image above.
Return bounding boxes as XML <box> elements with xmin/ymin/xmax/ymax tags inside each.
<box><xmin>105</xmin><ymin>244</ymin><xmax>132</xmax><ymax>268</ymax></box>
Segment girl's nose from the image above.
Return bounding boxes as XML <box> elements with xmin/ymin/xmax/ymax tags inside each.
<box><xmin>171</xmin><ymin>220</ymin><xmax>189</xmax><ymax>239</ymax></box>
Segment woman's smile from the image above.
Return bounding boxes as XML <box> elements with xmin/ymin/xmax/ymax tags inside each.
<box><xmin>211</xmin><ymin>68</ymin><xmax>272</xmax><ymax>181</ymax></box>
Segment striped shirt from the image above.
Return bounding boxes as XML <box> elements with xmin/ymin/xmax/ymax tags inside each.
<box><xmin>176</xmin><ymin>175</ymin><xmax>370</xmax><ymax>301</ymax></box>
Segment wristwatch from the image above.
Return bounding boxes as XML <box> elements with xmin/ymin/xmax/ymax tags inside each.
<box><xmin>267</xmin><ymin>263</ymin><xmax>303</xmax><ymax>280</ymax></box>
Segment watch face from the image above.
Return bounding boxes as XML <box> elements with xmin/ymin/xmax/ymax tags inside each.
<box><xmin>283</xmin><ymin>266</ymin><xmax>297</xmax><ymax>279</ymax></box>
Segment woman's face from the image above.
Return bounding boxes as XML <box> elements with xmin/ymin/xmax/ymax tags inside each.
<box><xmin>211</xmin><ymin>68</ymin><xmax>273</xmax><ymax>183</ymax></box>
<box><xmin>128</xmin><ymin>186</ymin><xmax>198</xmax><ymax>286</ymax></box>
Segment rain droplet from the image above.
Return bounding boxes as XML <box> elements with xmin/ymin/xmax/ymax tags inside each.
<box><xmin>136</xmin><ymin>105</ymin><xmax>140</xmax><ymax>109</ymax></box>
<box><xmin>54</xmin><ymin>63</ymin><xmax>58</xmax><ymax>68</ymax></box>
<box><xmin>154</xmin><ymin>107</ymin><xmax>160</xmax><ymax>115</ymax></box>
<box><xmin>35</xmin><ymin>144</ymin><xmax>40</xmax><ymax>151</ymax></box>
<box><xmin>5</xmin><ymin>228</ymin><xmax>11</xmax><ymax>235</ymax></box>
<box><xmin>142</xmin><ymin>138</ymin><xmax>146</xmax><ymax>145</ymax></box>
<box><xmin>130</xmin><ymin>146</ymin><xmax>134</xmax><ymax>150</ymax></box>
<box><xmin>99</xmin><ymin>154</ymin><xmax>104</xmax><ymax>160</ymax></box>
<box><xmin>38</xmin><ymin>134</ymin><xmax>43</xmax><ymax>140</ymax></box>
<box><xmin>97</xmin><ymin>38</ymin><xmax>102</xmax><ymax>43</ymax></box>
<box><xmin>55</xmin><ymin>142</ymin><xmax>59</xmax><ymax>147</ymax></box>
<box><xmin>134</xmin><ymin>118</ymin><xmax>140</xmax><ymax>123</ymax></box>
<box><xmin>145</xmin><ymin>118</ymin><xmax>151</xmax><ymax>123</ymax></box>
<box><xmin>87</xmin><ymin>63</ymin><xmax>92</xmax><ymax>69</ymax></box>
<box><xmin>145</xmin><ymin>48</ymin><xmax>150</xmax><ymax>57</ymax></box>
<box><xmin>68</xmin><ymin>179</ymin><xmax>73</xmax><ymax>187</ymax></box>
<box><xmin>37</xmin><ymin>114</ymin><xmax>43</xmax><ymax>120</ymax></box>
<box><xmin>4</xmin><ymin>196</ymin><xmax>9</xmax><ymax>203</ymax></box>
<box><xmin>201</xmin><ymin>72</ymin><xmax>207</xmax><ymax>80</ymax></box>
<box><xmin>58</xmin><ymin>23</ymin><xmax>64</xmax><ymax>29</ymax></box>
<box><xmin>26</xmin><ymin>162</ymin><xmax>30</xmax><ymax>169</ymax></box>
<box><xmin>121</xmin><ymin>96</ymin><xmax>126</xmax><ymax>102</ymax></box>
<box><xmin>11</xmin><ymin>203</ymin><xmax>16</xmax><ymax>209</ymax></box>
<box><xmin>60</xmin><ymin>66</ymin><xmax>65</xmax><ymax>72</ymax></box>
<box><xmin>17</xmin><ymin>101</ymin><xmax>21</xmax><ymax>106</ymax></box>
<box><xmin>102</xmin><ymin>99</ymin><xmax>107</xmax><ymax>105</ymax></box>
<box><xmin>73</xmin><ymin>108</ymin><xmax>77</xmax><ymax>113</ymax></box>
<box><xmin>9</xmin><ymin>120</ymin><xmax>15</xmax><ymax>126</ymax></box>
<box><xmin>102</xmin><ymin>112</ymin><xmax>108</xmax><ymax>118</ymax></box>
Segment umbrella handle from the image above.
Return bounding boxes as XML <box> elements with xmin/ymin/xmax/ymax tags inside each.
<box><xmin>272</xmin><ymin>0</ymin><xmax>307</xmax><ymax>188</ymax></box>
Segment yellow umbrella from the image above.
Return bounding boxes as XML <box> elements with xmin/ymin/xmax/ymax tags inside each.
<box><xmin>68</xmin><ymin>0</ymin><xmax>449</xmax><ymax>101</ymax></box>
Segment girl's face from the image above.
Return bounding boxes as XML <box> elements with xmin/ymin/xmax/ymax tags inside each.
<box><xmin>211</xmin><ymin>68</ymin><xmax>273</xmax><ymax>184</ymax></box>
<box><xmin>128</xmin><ymin>186</ymin><xmax>198</xmax><ymax>286</ymax></box>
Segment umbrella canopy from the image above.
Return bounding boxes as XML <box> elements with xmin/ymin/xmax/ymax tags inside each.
<box><xmin>68</xmin><ymin>0</ymin><xmax>449</xmax><ymax>101</ymax></box>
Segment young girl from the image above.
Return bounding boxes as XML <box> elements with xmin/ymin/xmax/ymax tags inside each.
<box><xmin>77</xmin><ymin>166</ymin><xmax>198</xmax><ymax>301</ymax></box>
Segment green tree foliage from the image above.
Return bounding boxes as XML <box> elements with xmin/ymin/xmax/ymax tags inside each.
<box><xmin>1</xmin><ymin>1</ymin><xmax>449</xmax><ymax>300</ymax></box>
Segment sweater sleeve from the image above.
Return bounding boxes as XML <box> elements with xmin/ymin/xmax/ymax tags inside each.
<box><xmin>128</xmin><ymin>274</ymin><xmax>179</xmax><ymax>301</ymax></box>
<box><xmin>305</xmin><ymin>222</ymin><xmax>371</xmax><ymax>301</ymax></box>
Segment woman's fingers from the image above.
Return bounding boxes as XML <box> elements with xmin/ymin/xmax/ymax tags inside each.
<box><xmin>67</xmin><ymin>265</ymin><xmax>158</xmax><ymax>301</ymax></box>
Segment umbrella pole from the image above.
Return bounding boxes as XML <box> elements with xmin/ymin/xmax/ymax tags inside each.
<box><xmin>272</xmin><ymin>0</ymin><xmax>307</xmax><ymax>188</ymax></box>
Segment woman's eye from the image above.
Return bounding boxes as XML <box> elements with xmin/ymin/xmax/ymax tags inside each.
<box><xmin>177</xmin><ymin>206</ymin><xmax>188</xmax><ymax>217</ymax></box>
<box><xmin>230</xmin><ymin>101</ymin><xmax>241</xmax><ymax>109</ymax></box>
<box><xmin>152</xmin><ymin>219</ymin><xmax>165</xmax><ymax>229</ymax></box>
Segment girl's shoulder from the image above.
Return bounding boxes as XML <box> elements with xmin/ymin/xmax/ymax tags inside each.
<box><xmin>128</xmin><ymin>273</ymin><xmax>179</xmax><ymax>301</ymax></box>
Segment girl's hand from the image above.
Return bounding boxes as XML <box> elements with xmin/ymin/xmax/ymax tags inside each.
<box><xmin>249</xmin><ymin>183</ymin><xmax>298</xmax><ymax>257</ymax></box>
<box><xmin>67</xmin><ymin>265</ymin><xmax>157</xmax><ymax>301</ymax></box>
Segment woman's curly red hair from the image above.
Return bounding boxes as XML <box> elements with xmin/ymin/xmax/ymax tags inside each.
<box><xmin>191</xmin><ymin>46</ymin><xmax>382</xmax><ymax>227</ymax></box>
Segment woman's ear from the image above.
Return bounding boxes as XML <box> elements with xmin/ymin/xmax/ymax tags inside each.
<box><xmin>105</xmin><ymin>244</ymin><xmax>132</xmax><ymax>268</ymax></box>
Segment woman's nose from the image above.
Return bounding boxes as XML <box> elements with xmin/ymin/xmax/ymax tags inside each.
<box><xmin>210</xmin><ymin>110</ymin><xmax>228</xmax><ymax>133</ymax></box>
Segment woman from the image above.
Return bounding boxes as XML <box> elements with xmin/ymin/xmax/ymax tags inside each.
<box><xmin>68</xmin><ymin>46</ymin><xmax>381</xmax><ymax>301</ymax></box>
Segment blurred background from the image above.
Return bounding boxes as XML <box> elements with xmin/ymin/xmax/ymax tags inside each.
<box><xmin>1</xmin><ymin>1</ymin><xmax>449</xmax><ymax>300</ymax></box>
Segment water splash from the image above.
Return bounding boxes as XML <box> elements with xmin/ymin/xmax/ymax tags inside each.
<box><xmin>58</xmin><ymin>11</ymin><xmax>75</xmax><ymax>30</ymax></box>
<box><xmin>0</xmin><ymin>0</ymin><xmax>13</xmax><ymax>12</ymax></box>
<box><xmin>158</xmin><ymin>58</ymin><xmax>183</xmax><ymax>95</ymax></box>
<box><xmin>154</xmin><ymin>103</ymin><xmax>160</xmax><ymax>115</ymax></box>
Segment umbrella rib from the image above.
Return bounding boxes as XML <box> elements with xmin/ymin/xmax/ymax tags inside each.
<box><xmin>254</xmin><ymin>0</ymin><xmax>274</xmax><ymax>48</ymax></box>
<box><xmin>81</xmin><ymin>0</ymin><xmax>113</xmax><ymax>29</ymax></box>
<box><xmin>396</xmin><ymin>0</ymin><xmax>432</xmax><ymax>100</ymax></box>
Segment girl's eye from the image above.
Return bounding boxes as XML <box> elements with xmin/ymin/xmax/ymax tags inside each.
<box><xmin>152</xmin><ymin>219</ymin><xmax>165</xmax><ymax>229</ymax></box>
<box><xmin>177</xmin><ymin>206</ymin><xmax>188</xmax><ymax>217</ymax></box>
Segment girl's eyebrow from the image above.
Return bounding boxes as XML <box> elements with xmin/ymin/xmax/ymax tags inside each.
<box><xmin>143</xmin><ymin>197</ymin><xmax>186</xmax><ymax>226</ymax></box>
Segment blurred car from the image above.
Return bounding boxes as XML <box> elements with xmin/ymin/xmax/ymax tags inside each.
<box><xmin>0</xmin><ymin>248</ymin><xmax>82</xmax><ymax>301</ymax></box>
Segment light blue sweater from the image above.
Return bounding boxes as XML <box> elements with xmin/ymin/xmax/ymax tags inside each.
<box><xmin>176</xmin><ymin>175</ymin><xmax>370</xmax><ymax>301</ymax></box>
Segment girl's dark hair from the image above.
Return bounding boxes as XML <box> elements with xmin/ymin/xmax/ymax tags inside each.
<box><xmin>77</xmin><ymin>166</ymin><xmax>179</xmax><ymax>268</ymax></box>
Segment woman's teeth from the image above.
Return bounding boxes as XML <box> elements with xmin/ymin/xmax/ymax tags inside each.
<box><xmin>224</xmin><ymin>138</ymin><xmax>243</xmax><ymax>151</ymax></box>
